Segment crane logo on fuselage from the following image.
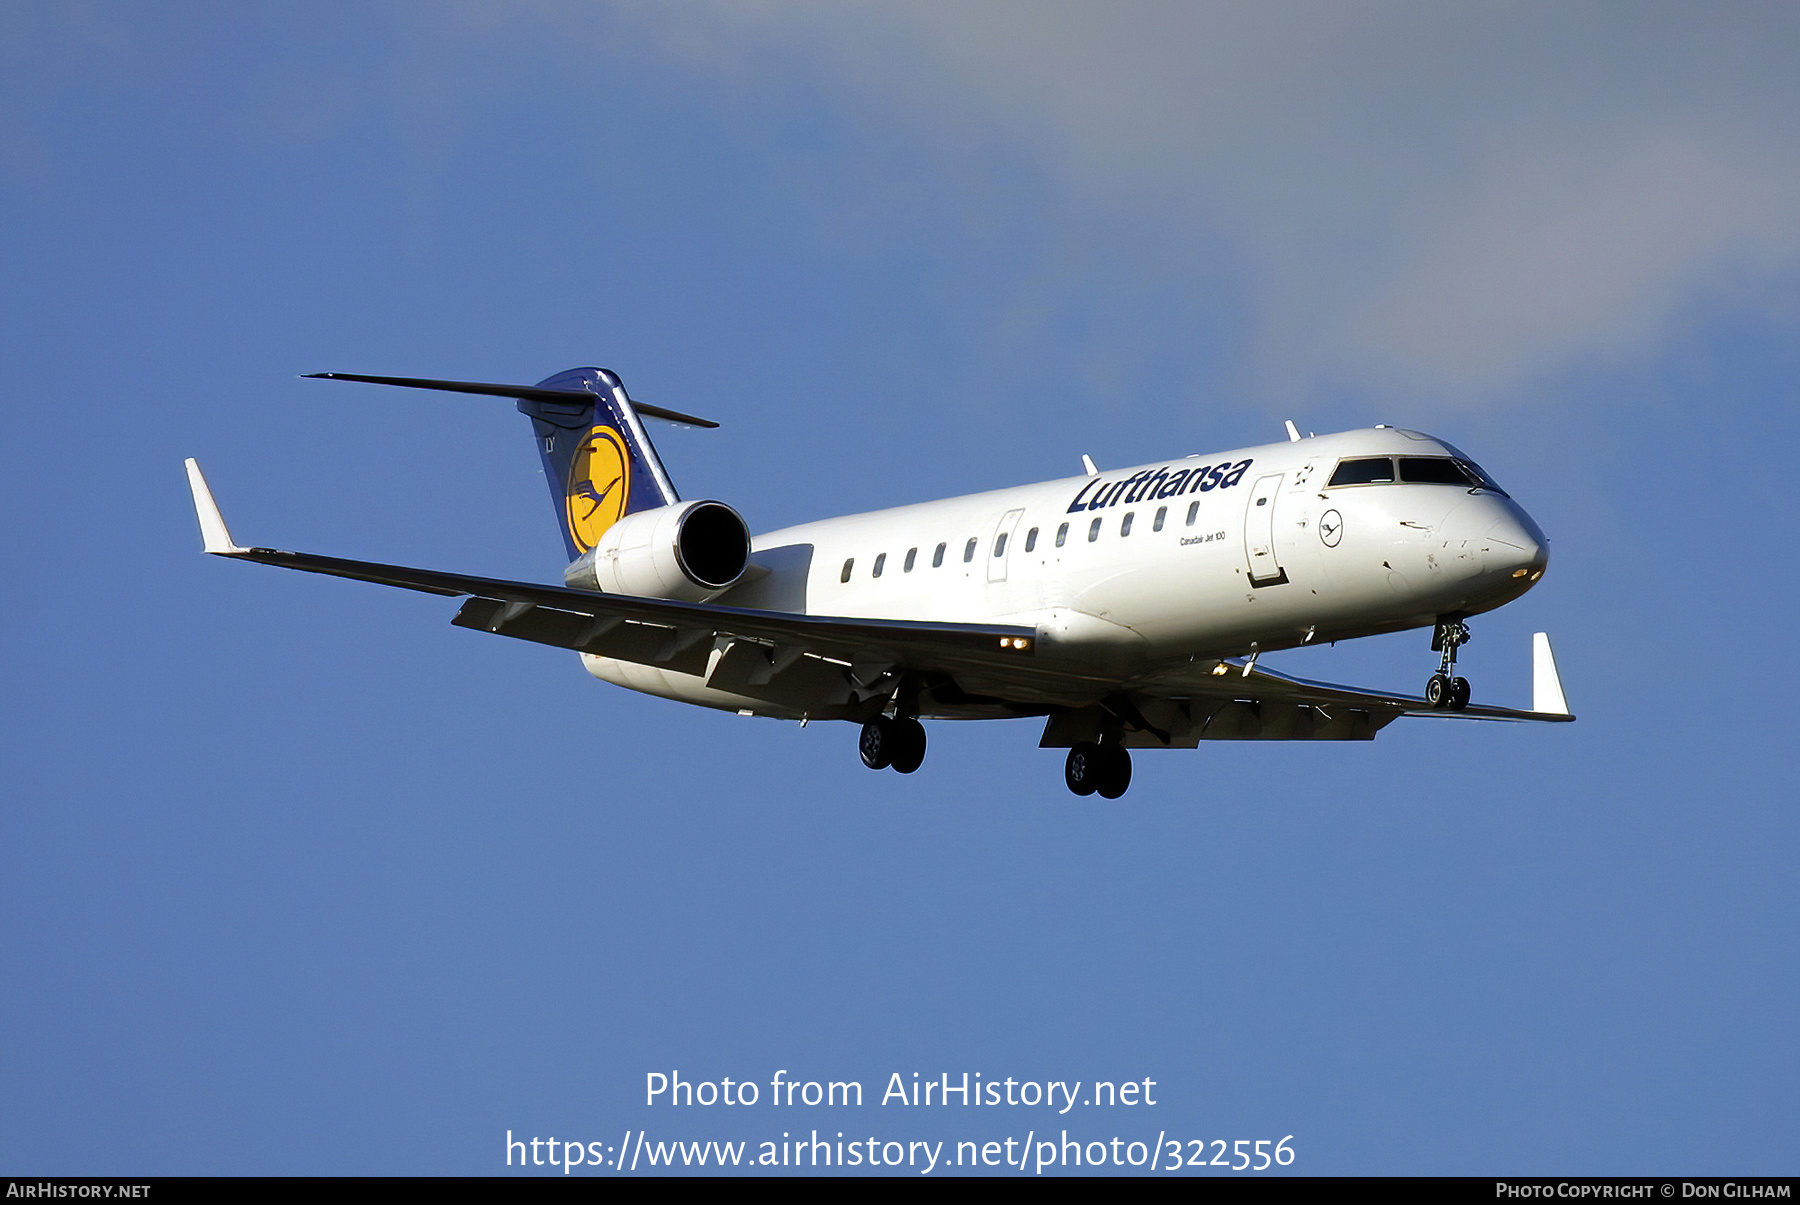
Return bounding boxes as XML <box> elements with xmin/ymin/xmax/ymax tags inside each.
<box><xmin>1319</xmin><ymin>509</ymin><xmax>1343</xmax><ymax>547</ymax></box>
<box><xmin>566</xmin><ymin>425</ymin><xmax>631</xmax><ymax>552</ymax></box>
<box><xmin>1066</xmin><ymin>459</ymin><xmax>1254</xmax><ymax>512</ymax></box>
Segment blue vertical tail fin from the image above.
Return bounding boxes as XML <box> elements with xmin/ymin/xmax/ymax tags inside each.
<box><xmin>518</xmin><ymin>367</ymin><xmax>682</xmax><ymax>559</ymax></box>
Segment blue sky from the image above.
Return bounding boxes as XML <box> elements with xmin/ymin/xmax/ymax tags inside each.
<box><xmin>2</xmin><ymin>2</ymin><xmax>1795</xmax><ymax>1176</ymax></box>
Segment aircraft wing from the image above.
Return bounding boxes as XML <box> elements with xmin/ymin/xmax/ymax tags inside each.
<box><xmin>185</xmin><ymin>461</ymin><xmax>1043</xmax><ymax>704</ymax></box>
<box><xmin>1216</xmin><ymin>658</ymin><xmax>1574</xmax><ymax>723</ymax></box>
<box><xmin>1077</xmin><ymin>637</ymin><xmax>1574</xmax><ymax>748</ymax></box>
<box><xmin>1035</xmin><ymin>648</ymin><xmax>1574</xmax><ymax>749</ymax></box>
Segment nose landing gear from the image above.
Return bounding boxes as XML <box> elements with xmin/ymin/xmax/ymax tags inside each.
<box><xmin>1065</xmin><ymin>741</ymin><xmax>1132</xmax><ymax>799</ymax></box>
<box><xmin>1426</xmin><ymin>619</ymin><xmax>1472</xmax><ymax>710</ymax></box>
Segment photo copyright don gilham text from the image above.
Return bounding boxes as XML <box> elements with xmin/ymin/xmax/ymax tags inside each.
<box><xmin>504</xmin><ymin>1070</ymin><xmax>1298</xmax><ymax>1174</ymax></box>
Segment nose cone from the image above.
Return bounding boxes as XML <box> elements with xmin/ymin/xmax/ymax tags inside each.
<box><xmin>1435</xmin><ymin>496</ymin><xmax>1548</xmax><ymax>598</ymax></box>
<box><xmin>1479</xmin><ymin>504</ymin><xmax>1549</xmax><ymax>594</ymax></box>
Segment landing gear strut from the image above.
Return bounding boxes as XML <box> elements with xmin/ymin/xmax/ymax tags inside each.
<box><xmin>1065</xmin><ymin>741</ymin><xmax>1131</xmax><ymax>799</ymax></box>
<box><xmin>859</xmin><ymin>714</ymin><xmax>927</xmax><ymax>774</ymax></box>
<box><xmin>1426</xmin><ymin>619</ymin><xmax>1472</xmax><ymax>711</ymax></box>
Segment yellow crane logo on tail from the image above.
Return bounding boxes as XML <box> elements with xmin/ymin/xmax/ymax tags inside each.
<box><xmin>566</xmin><ymin>425</ymin><xmax>631</xmax><ymax>552</ymax></box>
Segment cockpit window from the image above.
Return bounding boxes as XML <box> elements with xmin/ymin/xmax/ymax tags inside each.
<box><xmin>1327</xmin><ymin>454</ymin><xmax>1510</xmax><ymax>496</ymax></box>
<box><xmin>1398</xmin><ymin>457</ymin><xmax>1476</xmax><ymax>486</ymax></box>
<box><xmin>1455</xmin><ymin>458</ymin><xmax>1508</xmax><ymax>496</ymax></box>
<box><xmin>1327</xmin><ymin>457</ymin><xmax>1395</xmax><ymax>487</ymax></box>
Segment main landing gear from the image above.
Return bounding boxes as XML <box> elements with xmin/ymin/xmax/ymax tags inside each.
<box><xmin>1426</xmin><ymin>619</ymin><xmax>1473</xmax><ymax>711</ymax></box>
<box><xmin>859</xmin><ymin>714</ymin><xmax>927</xmax><ymax>774</ymax></box>
<box><xmin>1065</xmin><ymin>741</ymin><xmax>1132</xmax><ymax>799</ymax></box>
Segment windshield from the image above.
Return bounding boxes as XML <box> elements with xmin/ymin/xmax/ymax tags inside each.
<box><xmin>1451</xmin><ymin>457</ymin><xmax>1507</xmax><ymax>495</ymax></box>
<box><xmin>1326</xmin><ymin>457</ymin><xmax>1395</xmax><ymax>486</ymax></box>
<box><xmin>1327</xmin><ymin>455</ymin><xmax>1509</xmax><ymax>496</ymax></box>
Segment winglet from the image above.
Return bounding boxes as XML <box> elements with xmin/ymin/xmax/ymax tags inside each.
<box><xmin>1284</xmin><ymin>420</ymin><xmax>1302</xmax><ymax>442</ymax></box>
<box><xmin>1532</xmin><ymin>632</ymin><xmax>1569</xmax><ymax>715</ymax></box>
<box><xmin>184</xmin><ymin>458</ymin><xmax>247</xmax><ymax>554</ymax></box>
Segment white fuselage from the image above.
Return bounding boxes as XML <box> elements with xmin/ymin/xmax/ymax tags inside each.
<box><xmin>582</xmin><ymin>428</ymin><xmax>1548</xmax><ymax>716</ymax></box>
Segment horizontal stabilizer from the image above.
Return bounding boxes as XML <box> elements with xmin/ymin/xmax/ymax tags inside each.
<box><xmin>303</xmin><ymin>372</ymin><xmax>720</xmax><ymax>428</ymax></box>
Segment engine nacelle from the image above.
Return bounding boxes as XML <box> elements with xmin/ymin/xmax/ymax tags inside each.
<box><xmin>563</xmin><ymin>500</ymin><xmax>751</xmax><ymax>602</ymax></box>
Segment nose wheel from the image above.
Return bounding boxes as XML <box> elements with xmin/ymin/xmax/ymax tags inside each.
<box><xmin>1065</xmin><ymin>741</ymin><xmax>1132</xmax><ymax>798</ymax></box>
<box><xmin>860</xmin><ymin>714</ymin><xmax>927</xmax><ymax>774</ymax></box>
<box><xmin>1426</xmin><ymin>620</ymin><xmax>1472</xmax><ymax>711</ymax></box>
<box><xmin>1425</xmin><ymin>673</ymin><xmax>1470</xmax><ymax>710</ymax></box>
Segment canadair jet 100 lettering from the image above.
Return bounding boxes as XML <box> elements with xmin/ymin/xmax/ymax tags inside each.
<box><xmin>186</xmin><ymin>367</ymin><xmax>1572</xmax><ymax>798</ymax></box>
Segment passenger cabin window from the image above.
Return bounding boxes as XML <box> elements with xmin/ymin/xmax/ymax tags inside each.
<box><xmin>1056</xmin><ymin>523</ymin><xmax>1069</xmax><ymax>548</ymax></box>
<box><xmin>1153</xmin><ymin>506</ymin><xmax>1166</xmax><ymax>531</ymax></box>
<box><xmin>1087</xmin><ymin>517</ymin><xmax>1102</xmax><ymax>542</ymax></box>
<box><xmin>933</xmin><ymin>543</ymin><xmax>946</xmax><ymax>568</ymax></box>
<box><xmin>1186</xmin><ymin>501</ymin><xmax>1200</xmax><ymax>526</ymax></box>
<box><xmin>1120</xmin><ymin>512</ymin><xmax>1134</xmax><ymax>537</ymax></box>
<box><xmin>872</xmin><ymin>553</ymin><xmax>886</xmax><ymax>578</ymax></box>
<box><xmin>963</xmin><ymin>538</ymin><xmax>977</xmax><ymax>563</ymax></box>
<box><xmin>1024</xmin><ymin>527</ymin><xmax>1038</xmax><ymax>553</ymax></box>
<box><xmin>1327</xmin><ymin>457</ymin><xmax>1396</xmax><ymax>487</ymax></box>
<box><xmin>993</xmin><ymin>532</ymin><xmax>1008</xmax><ymax>557</ymax></box>
<box><xmin>840</xmin><ymin>558</ymin><xmax>854</xmax><ymax>583</ymax></box>
<box><xmin>904</xmin><ymin>547</ymin><xmax>917</xmax><ymax>572</ymax></box>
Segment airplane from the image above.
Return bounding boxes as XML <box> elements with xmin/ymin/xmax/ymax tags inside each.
<box><xmin>184</xmin><ymin>366</ymin><xmax>1573</xmax><ymax>799</ymax></box>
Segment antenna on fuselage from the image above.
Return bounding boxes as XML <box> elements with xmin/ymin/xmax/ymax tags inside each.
<box><xmin>1284</xmin><ymin>420</ymin><xmax>1302</xmax><ymax>442</ymax></box>
<box><xmin>1080</xmin><ymin>454</ymin><xmax>1099</xmax><ymax>477</ymax></box>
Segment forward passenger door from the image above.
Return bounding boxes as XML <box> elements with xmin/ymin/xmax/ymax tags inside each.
<box><xmin>1243</xmin><ymin>474</ymin><xmax>1288</xmax><ymax>586</ymax></box>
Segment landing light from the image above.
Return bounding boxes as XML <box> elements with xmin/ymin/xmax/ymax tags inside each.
<box><xmin>1210</xmin><ymin>663</ymin><xmax>1230</xmax><ymax>676</ymax></box>
<box><xmin>1000</xmin><ymin>636</ymin><xmax>1034</xmax><ymax>651</ymax></box>
<box><xmin>1512</xmin><ymin>568</ymin><xmax>1528</xmax><ymax>578</ymax></box>
<box><xmin>1530</xmin><ymin>570</ymin><xmax>1543</xmax><ymax>581</ymax></box>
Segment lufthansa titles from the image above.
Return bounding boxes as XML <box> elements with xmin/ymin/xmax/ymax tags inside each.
<box><xmin>1068</xmin><ymin>459</ymin><xmax>1254</xmax><ymax>513</ymax></box>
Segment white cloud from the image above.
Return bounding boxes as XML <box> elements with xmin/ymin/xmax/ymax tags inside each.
<box><xmin>602</xmin><ymin>0</ymin><xmax>1800</xmax><ymax>408</ymax></box>
<box><xmin>1341</xmin><ymin>124</ymin><xmax>1800</xmax><ymax>393</ymax></box>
